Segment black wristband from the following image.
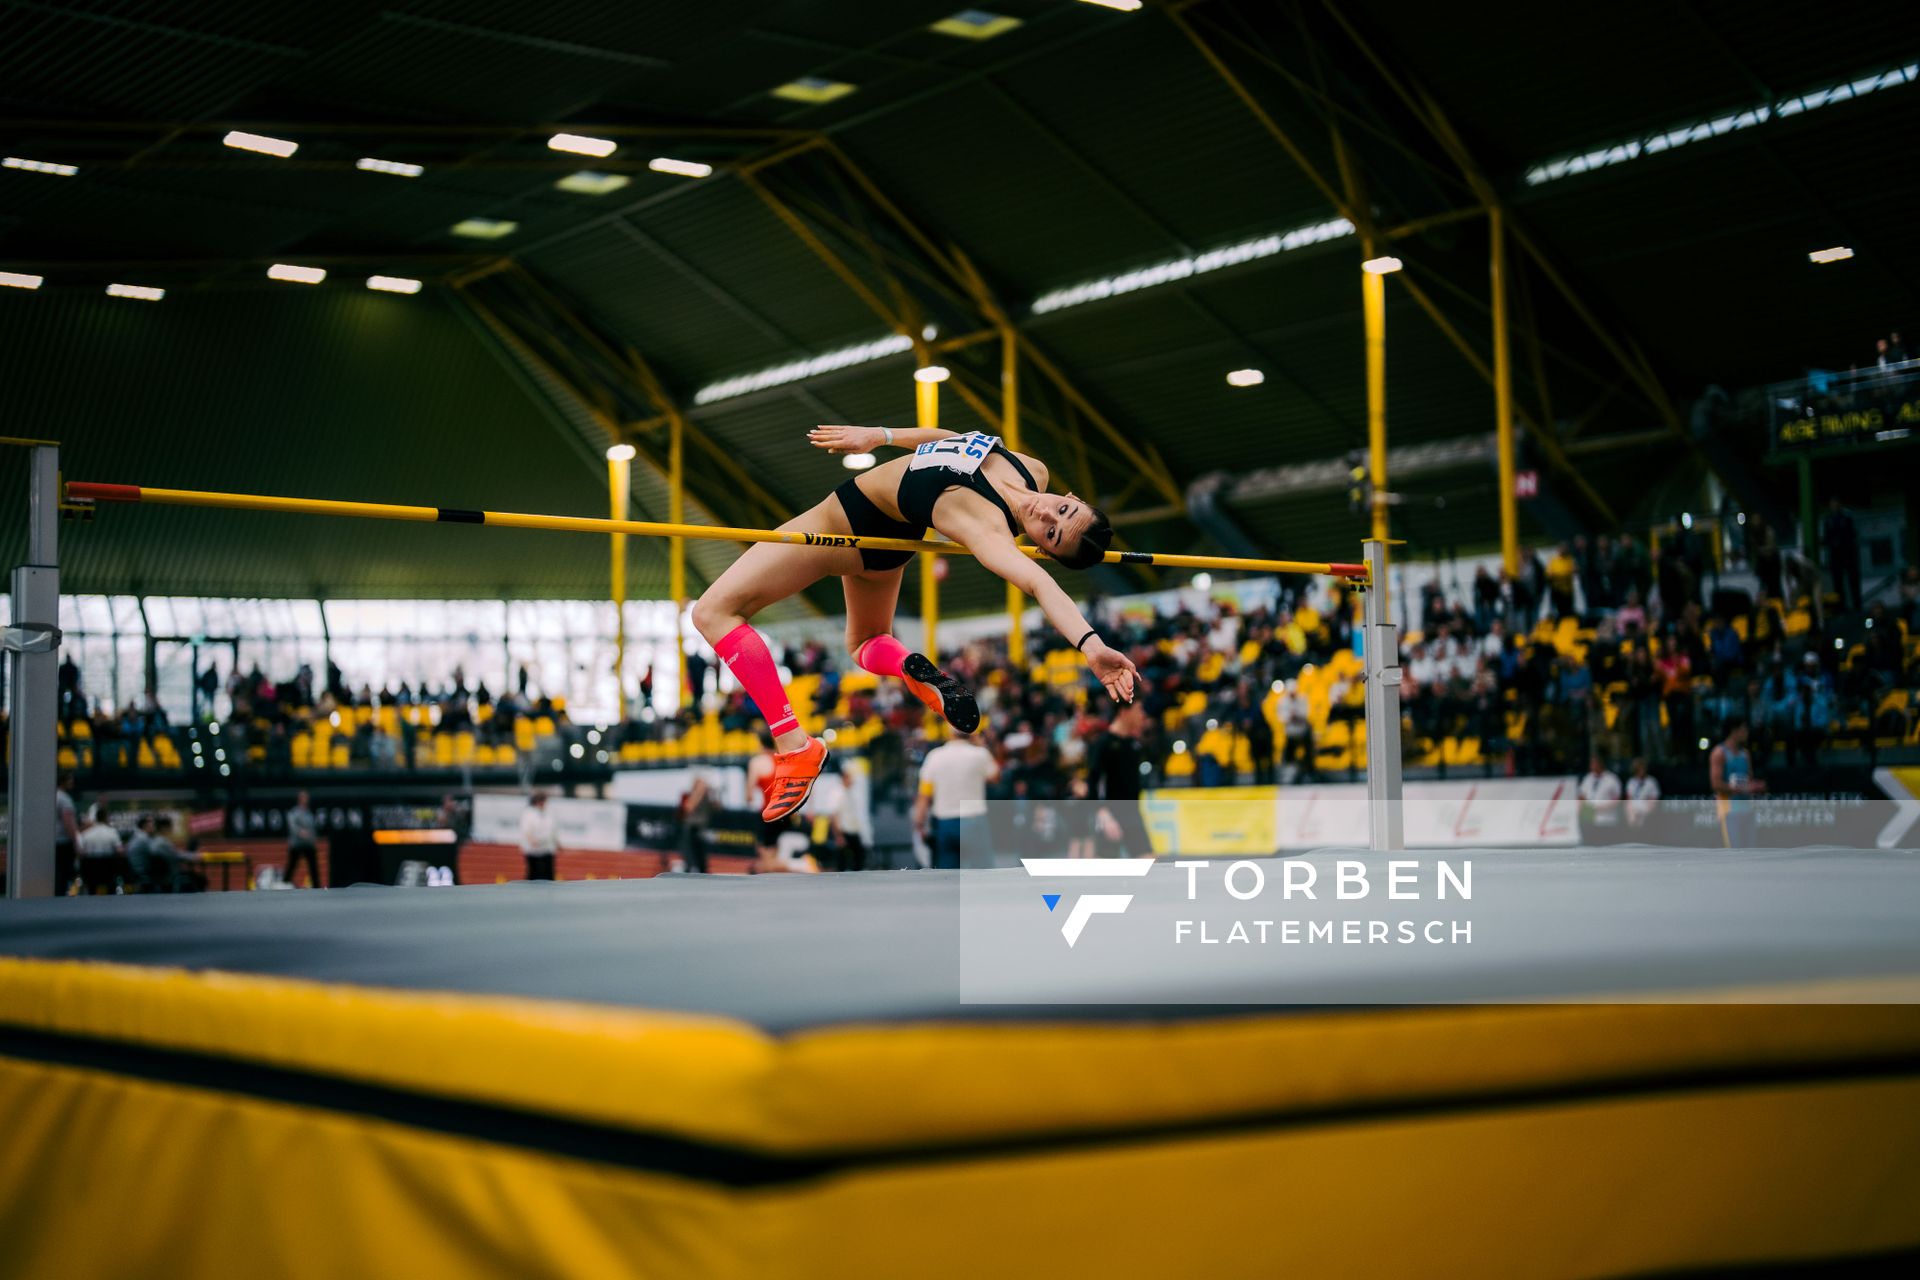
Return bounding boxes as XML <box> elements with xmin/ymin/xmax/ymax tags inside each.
<box><xmin>1075</xmin><ymin>628</ymin><xmax>1098</xmax><ymax>652</ymax></box>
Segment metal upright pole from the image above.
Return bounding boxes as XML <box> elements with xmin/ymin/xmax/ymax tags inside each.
<box><xmin>1362</xmin><ymin>540</ymin><xmax>1404</xmax><ymax>852</ymax></box>
<box><xmin>1001</xmin><ymin>329</ymin><xmax>1025</xmax><ymax>670</ymax></box>
<box><xmin>1363</xmin><ymin>267</ymin><xmax>1390</xmax><ymax>552</ymax></box>
<box><xmin>8</xmin><ymin>445</ymin><xmax>61</xmax><ymax>898</ymax></box>
<box><xmin>668</xmin><ymin>415</ymin><xmax>687</xmax><ymax>712</ymax></box>
<box><xmin>915</xmin><ymin>365</ymin><xmax>942</xmax><ymax>661</ymax></box>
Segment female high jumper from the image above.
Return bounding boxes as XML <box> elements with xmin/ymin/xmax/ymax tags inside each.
<box><xmin>690</xmin><ymin>422</ymin><xmax>1140</xmax><ymax>821</ymax></box>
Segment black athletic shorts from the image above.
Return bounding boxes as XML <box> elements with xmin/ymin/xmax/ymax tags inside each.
<box><xmin>833</xmin><ymin>478</ymin><xmax>923</xmax><ymax>572</ymax></box>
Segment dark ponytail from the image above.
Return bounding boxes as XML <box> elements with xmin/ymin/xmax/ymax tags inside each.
<box><xmin>1054</xmin><ymin>506</ymin><xmax>1112</xmax><ymax>571</ymax></box>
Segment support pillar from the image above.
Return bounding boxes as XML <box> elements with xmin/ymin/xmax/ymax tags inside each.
<box><xmin>607</xmin><ymin>444</ymin><xmax>632</xmax><ymax>708</ymax></box>
<box><xmin>1797</xmin><ymin>454</ymin><xmax>1815</xmax><ymax>554</ymax></box>
<box><xmin>1362</xmin><ymin>540</ymin><xmax>1404</xmax><ymax>852</ymax></box>
<box><xmin>7</xmin><ymin>444</ymin><xmax>60</xmax><ymax>898</ymax></box>
<box><xmin>1490</xmin><ymin>208</ymin><xmax>1520</xmax><ymax>576</ymax></box>
<box><xmin>668</xmin><ymin>415</ymin><xmax>687</xmax><ymax>712</ymax></box>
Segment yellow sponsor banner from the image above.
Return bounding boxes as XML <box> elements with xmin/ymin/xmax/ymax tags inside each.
<box><xmin>1140</xmin><ymin>786</ymin><xmax>1278</xmax><ymax>856</ymax></box>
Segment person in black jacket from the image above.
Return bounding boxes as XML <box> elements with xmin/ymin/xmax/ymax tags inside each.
<box><xmin>1822</xmin><ymin>498</ymin><xmax>1861</xmax><ymax>613</ymax></box>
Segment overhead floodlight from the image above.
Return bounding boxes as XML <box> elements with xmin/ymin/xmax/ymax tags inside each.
<box><xmin>555</xmin><ymin>171</ymin><xmax>630</xmax><ymax>195</ymax></box>
<box><xmin>223</xmin><ymin>130</ymin><xmax>298</xmax><ymax>158</ymax></box>
<box><xmin>1226</xmin><ymin>369</ymin><xmax>1265</xmax><ymax>387</ymax></box>
<box><xmin>356</xmin><ymin>157</ymin><xmax>423</xmax><ymax>177</ymax></box>
<box><xmin>914</xmin><ymin>365</ymin><xmax>951</xmax><ymax>383</ymax></box>
<box><xmin>1361</xmin><ymin>255</ymin><xmax>1404</xmax><ymax>274</ymax></box>
<box><xmin>366</xmin><ymin>275</ymin><xmax>422</xmax><ymax>294</ymax></box>
<box><xmin>450</xmin><ymin>218</ymin><xmax>518</xmax><ymax>240</ymax></box>
<box><xmin>1524</xmin><ymin>61</ymin><xmax>1917</xmax><ymax>188</ymax></box>
<box><xmin>105</xmin><ymin>283</ymin><xmax>165</xmax><ymax>301</ymax></box>
<box><xmin>0</xmin><ymin>271</ymin><xmax>45</xmax><ymax>290</ymax></box>
<box><xmin>606</xmin><ymin>443</ymin><xmax>637</xmax><ymax>462</ymax></box>
<box><xmin>1030</xmin><ymin>217</ymin><xmax>1354</xmax><ymax>315</ymax></box>
<box><xmin>267</xmin><ymin>264</ymin><xmax>326</xmax><ymax>284</ymax></box>
<box><xmin>843</xmin><ymin>452</ymin><xmax>877</xmax><ymax>470</ymax></box>
<box><xmin>1808</xmin><ymin>246</ymin><xmax>1854</xmax><ymax>264</ymax></box>
<box><xmin>1077</xmin><ymin>0</ymin><xmax>1143</xmax><ymax>9</ymax></box>
<box><xmin>693</xmin><ymin>333</ymin><xmax>914</xmax><ymax>406</ymax></box>
<box><xmin>648</xmin><ymin>157</ymin><xmax>712</xmax><ymax>178</ymax></box>
<box><xmin>548</xmin><ymin>132</ymin><xmax>617</xmax><ymax>158</ymax></box>
<box><xmin>3</xmin><ymin>156</ymin><xmax>77</xmax><ymax>176</ymax></box>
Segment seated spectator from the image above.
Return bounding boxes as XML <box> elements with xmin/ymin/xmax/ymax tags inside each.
<box><xmin>1776</xmin><ymin>653</ymin><xmax>1836</xmax><ymax>768</ymax></box>
<box><xmin>125</xmin><ymin>815</ymin><xmax>197</xmax><ymax>893</ymax></box>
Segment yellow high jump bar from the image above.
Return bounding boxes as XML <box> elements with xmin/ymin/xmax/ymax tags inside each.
<box><xmin>63</xmin><ymin>481</ymin><xmax>1371</xmax><ymax>579</ymax></box>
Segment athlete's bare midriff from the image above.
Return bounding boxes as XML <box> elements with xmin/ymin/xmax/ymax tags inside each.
<box><xmin>850</xmin><ymin>448</ymin><xmax>1043</xmax><ymax>527</ymax></box>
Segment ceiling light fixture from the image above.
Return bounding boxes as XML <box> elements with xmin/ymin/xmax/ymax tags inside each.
<box><xmin>1077</xmin><ymin>0</ymin><xmax>1144</xmax><ymax>10</ymax></box>
<box><xmin>223</xmin><ymin>130</ymin><xmax>298</xmax><ymax>158</ymax></box>
<box><xmin>105</xmin><ymin>283</ymin><xmax>165</xmax><ymax>301</ymax></box>
<box><xmin>931</xmin><ymin>10</ymin><xmax>1023</xmax><ymax>39</ymax></box>
<box><xmin>450</xmin><ymin>218</ymin><xmax>518</xmax><ymax>240</ymax></box>
<box><xmin>1523</xmin><ymin>61</ymin><xmax>1917</xmax><ymax>188</ymax></box>
<box><xmin>1361</xmin><ymin>255</ymin><xmax>1404</xmax><ymax>274</ymax></box>
<box><xmin>771</xmin><ymin>76</ymin><xmax>856</xmax><ymax>104</ymax></box>
<box><xmin>548</xmin><ymin>132</ymin><xmax>617</xmax><ymax>158</ymax></box>
<box><xmin>914</xmin><ymin>366</ymin><xmax>951</xmax><ymax>383</ymax></box>
<box><xmin>556</xmin><ymin>171</ymin><xmax>630</xmax><ymax>195</ymax></box>
<box><xmin>1808</xmin><ymin>246</ymin><xmax>1854</xmax><ymax>264</ymax></box>
<box><xmin>356</xmin><ymin>157</ymin><xmax>423</xmax><ymax>177</ymax></box>
<box><xmin>267</xmin><ymin>264</ymin><xmax>326</xmax><ymax>284</ymax></box>
<box><xmin>366</xmin><ymin>275</ymin><xmax>422</xmax><ymax>294</ymax></box>
<box><xmin>0</xmin><ymin>271</ymin><xmax>45</xmax><ymax>290</ymax></box>
<box><xmin>3</xmin><ymin>156</ymin><xmax>77</xmax><ymax>176</ymax></box>
<box><xmin>1030</xmin><ymin>216</ymin><xmax>1353</xmax><ymax>315</ymax></box>
<box><xmin>606</xmin><ymin>444</ymin><xmax>637</xmax><ymax>462</ymax></box>
<box><xmin>693</xmin><ymin>333</ymin><xmax>914</xmax><ymax>406</ymax></box>
<box><xmin>1226</xmin><ymin>369</ymin><xmax>1265</xmax><ymax>387</ymax></box>
<box><xmin>648</xmin><ymin>157</ymin><xmax>713</xmax><ymax>178</ymax></box>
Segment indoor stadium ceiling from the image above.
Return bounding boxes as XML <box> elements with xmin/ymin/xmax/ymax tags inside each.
<box><xmin>3</xmin><ymin>0</ymin><xmax>1916</xmax><ymax>605</ymax></box>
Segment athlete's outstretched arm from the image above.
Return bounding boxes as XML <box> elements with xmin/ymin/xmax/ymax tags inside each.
<box><xmin>808</xmin><ymin>424</ymin><xmax>957</xmax><ymax>453</ymax></box>
<box><xmin>966</xmin><ymin>533</ymin><xmax>1137</xmax><ymax>704</ymax></box>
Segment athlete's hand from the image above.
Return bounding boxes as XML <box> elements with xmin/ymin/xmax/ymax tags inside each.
<box><xmin>1084</xmin><ymin>639</ymin><xmax>1138</xmax><ymax>704</ymax></box>
<box><xmin>809</xmin><ymin>425</ymin><xmax>886</xmax><ymax>454</ymax></box>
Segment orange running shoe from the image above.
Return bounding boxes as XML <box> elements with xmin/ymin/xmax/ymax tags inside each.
<box><xmin>901</xmin><ymin>652</ymin><xmax>980</xmax><ymax>734</ymax></box>
<box><xmin>761</xmin><ymin>736</ymin><xmax>829</xmax><ymax>821</ymax></box>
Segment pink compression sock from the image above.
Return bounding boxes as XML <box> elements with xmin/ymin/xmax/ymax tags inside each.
<box><xmin>854</xmin><ymin>633</ymin><xmax>912</xmax><ymax>679</ymax></box>
<box><xmin>714</xmin><ymin>624</ymin><xmax>799</xmax><ymax>737</ymax></box>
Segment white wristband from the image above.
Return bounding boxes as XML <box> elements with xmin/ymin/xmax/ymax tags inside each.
<box><xmin>882</xmin><ymin>427</ymin><xmax>894</xmax><ymax>446</ymax></box>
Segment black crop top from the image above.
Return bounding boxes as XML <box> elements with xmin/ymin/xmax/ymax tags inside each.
<box><xmin>893</xmin><ymin>432</ymin><xmax>1038</xmax><ymax>534</ymax></box>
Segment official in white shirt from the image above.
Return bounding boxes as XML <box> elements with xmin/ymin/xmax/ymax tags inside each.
<box><xmin>1577</xmin><ymin>755</ymin><xmax>1624</xmax><ymax>841</ymax></box>
<box><xmin>914</xmin><ymin>737</ymin><xmax>1000</xmax><ymax>869</ymax></box>
<box><xmin>519</xmin><ymin>791</ymin><xmax>558</xmax><ymax>881</ymax></box>
<box><xmin>1625</xmin><ymin>758</ymin><xmax>1661</xmax><ymax>830</ymax></box>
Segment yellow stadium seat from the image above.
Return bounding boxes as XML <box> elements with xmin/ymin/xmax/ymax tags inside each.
<box><xmin>331</xmin><ymin>743</ymin><xmax>350</xmax><ymax>768</ymax></box>
<box><xmin>57</xmin><ymin>747</ymin><xmax>78</xmax><ymax>770</ymax></box>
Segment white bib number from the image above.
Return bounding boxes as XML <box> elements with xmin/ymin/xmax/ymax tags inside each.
<box><xmin>908</xmin><ymin>432</ymin><xmax>997</xmax><ymax>476</ymax></box>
